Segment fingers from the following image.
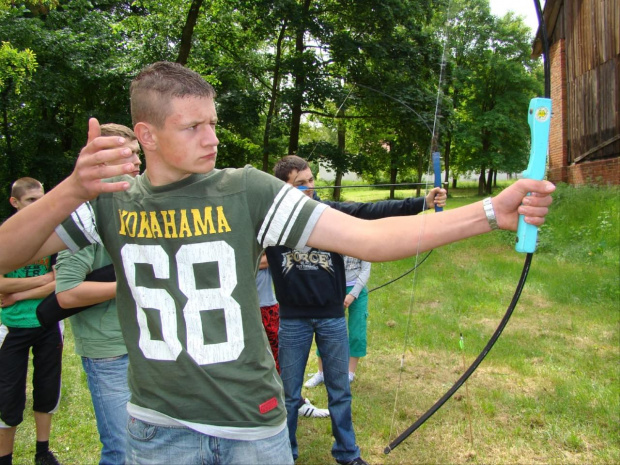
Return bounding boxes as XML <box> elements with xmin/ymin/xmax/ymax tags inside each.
<box><xmin>80</xmin><ymin>137</ymin><xmax>134</xmax><ymax>166</ymax></box>
<box><xmin>518</xmin><ymin>203</ymin><xmax>550</xmax><ymax>225</ymax></box>
<box><xmin>521</xmin><ymin>190</ymin><xmax>554</xmax><ymax>208</ymax></box>
<box><xmin>492</xmin><ymin>180</ymin><xmax>555</xmax><ymax>231</ymax></box>
<box><xmin>515</xmin><ymin>179</ymin><xmax>556</xmax><ymax>196</ymax></box>
<box><xmin>68</xmin><ymin>124</ymin><xmax>138</xmax><ymax>200</ymax></box>
<box><xmin>514</xmin><ymin>180</ymin><xmax>554</xmax><ymax>224</ymax></box>
<box><xmin>430</xmin><ymin>187</ymin><xmax>447</xmax><ymax>207</ymax></box>
<box><xmin>97</xmin><ymin>178</ymin><xmax>132</xmax><ymax>193</ymax></box>
<box><xmin>77</xmin><ymin>134</ymin><xmax>137</xmax><ymax>179</ymax></box>
<box><xmin>87</xmin><ymin>118</ymin><xmax>102</xmax><ymax>145</ymax></box>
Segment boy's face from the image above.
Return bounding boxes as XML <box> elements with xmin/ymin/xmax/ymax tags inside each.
<box><xmin>10</xmin><ymin>187</ymin><xmax>44</xmax><ymax>211</ymax></box>
<box><xmin>146</xmin><ymin>96</ymin><xmax>219</xmax><ymax>185</ymax></box>
<box><xmin>286</xmin><ymin>167</ymin><xmax>314</xmax><ymax>198</ymax></box>
<box><xmin>107</xmin><ymin>138</ymin><xmax>142</xmax><ymax>177</ymax></box>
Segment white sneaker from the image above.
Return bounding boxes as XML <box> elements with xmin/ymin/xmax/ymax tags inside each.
<box><xmin>304</xmin><ymin>371</ymin><xmax>324</xmax><ymax>388</ymax></box>
<box><xmin>298</xmin><ymin>398</ymin><xmax>330</xmax><ymax>418</ymax></box>
<box><xmin>348</xmin><ymin>372</ymin><xmax>355</xmax><ymax>383</ymax></box>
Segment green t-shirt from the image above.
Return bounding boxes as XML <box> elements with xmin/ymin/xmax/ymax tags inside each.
<box><xmin>55</xmin><ymin>166</ymin><xmax>325</xmax><ymax>435</ymax></box>
<box><xmin>55</xmin><ymin>244</ymin><xmax>126</xmax><ymax>358</ymax></box>
<box><xmin>1</xmin><ymin>256</ymin><xmax>53</xmax><ymax>328</ymax></box>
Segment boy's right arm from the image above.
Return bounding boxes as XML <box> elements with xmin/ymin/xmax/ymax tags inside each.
<box><xmin>0</xmin><ymin>118</ymin><xmax>137</xmax><ymax>275</ymax></box>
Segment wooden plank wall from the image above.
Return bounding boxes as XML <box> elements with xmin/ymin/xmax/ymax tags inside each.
<box><xmin>564</xmin><ymin>0</ymin><xmax>619</xmax><ymax>163</ymax></box>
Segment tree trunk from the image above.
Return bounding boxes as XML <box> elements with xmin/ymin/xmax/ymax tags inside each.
<box><xmin>262</xmin><ymin>20</ymin><xmax>287</xmax><ymax>171</ymax></box>
<box><xmin>478</xmin><ymin>166</ymin><xmax>486</xmax><ymax>196</ymax></box>
<box><xmin>416</xmin><ymin>149</ymin><xmax>423</xmax><ymax>197</ymax></box>
<box><xmin>389</xmin><ymin>166</ymin><xmax>398</xmax><ymax>199</ymax></box>
<box><xmin>288</xmin><ymin>0</ymin><xmax>312</xmax><ymax>155</ymax></box>
<box><xmin>176</xmin><ymin>0</ymin><xmax>204</xmax><ymax>65</ymax></box>
<box><xmin>486</xmin><ymin>168</ymin><xmax>493</xmax><ymax>195</ymax></box>
<box><xmin>333</xmin><ymin>172</ymin><xmax>343</xmax><ymax>201</ymax></box>
<box><xmin>388</xmin><ymin>142</ymin><xmax>397</xmax><ymax>199</ymax></box>
<box><xmin>333</xmin><ymin>109</ymin><xmax>346</xmax><ymax>201</ymax></box>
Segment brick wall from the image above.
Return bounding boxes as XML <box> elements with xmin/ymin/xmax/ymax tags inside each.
<box><xmin>568</xmin><ymin>158</ymin><xmax>620</xmax><ymax>186</ymax></box>
<box><xmin>547</xmin><ymin>39</ymin><xmax>568</xmax><ymax>184</ymax></box>
<box><xmin>546</xmin><ymin>39</ymin><xmax>619</xmax><ymax>186</ymax></box>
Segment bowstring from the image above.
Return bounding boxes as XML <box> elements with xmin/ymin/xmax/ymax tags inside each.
<box><xmin>387</xmin><ymin>0</ymin><xmax>454</xmax><ymax>444</ymax></box>
<box><xmin>299</xmin><ymin>7</ymin><xmax>454</xmax><ymax>440</ymax></box>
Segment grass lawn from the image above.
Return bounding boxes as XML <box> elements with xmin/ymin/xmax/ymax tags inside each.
<box><xmin>9</xmin><ymin>182</ymin><xmax>620</xmax><ymax>464</ymax></box>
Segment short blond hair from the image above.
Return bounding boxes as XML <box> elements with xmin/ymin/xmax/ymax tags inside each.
<box><xmin>11</xmin><ymin>177</ymin><xmax>43</xmax><ymax>200</ymax></box>
<box><xmin>100</xmin><ymin>123</ymin><xmax>136</xmax><ymax>140</ymax></box>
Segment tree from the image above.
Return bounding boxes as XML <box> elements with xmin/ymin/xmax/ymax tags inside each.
<box><xmin>446</xmin><ymin>2</ymin><xmax>543</xmax><ymax>194</ymax></box>
<box><xmin>0</xmin><ymin>42</ymin><xmax>38</xmax><ymax>195</ymax></box>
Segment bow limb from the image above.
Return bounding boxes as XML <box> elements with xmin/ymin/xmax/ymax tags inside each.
<box><xmin>384</xmin><ymin>0</ymin><xmax>551</xmax><ymax>454</ymax></box>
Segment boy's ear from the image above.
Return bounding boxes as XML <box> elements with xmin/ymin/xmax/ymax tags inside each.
<box><xmin>134</xmin><ymin>122</ymin><xmax>157</xmax><ymax>151</ymax></box>
<box><xmin>9</xmin><ymin>197</ymin><xmax>18</xmax><ymax>209</ymax></box>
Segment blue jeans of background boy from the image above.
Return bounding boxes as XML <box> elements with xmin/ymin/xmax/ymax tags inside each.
<box><xmin>279</xmin><ymin>317</ymin><xmax>360</xmax><ymax>463</ymax></box>
<box><xmin>125</xmin><ymin>417</ymin><xmax>293</xmax><ymax>465</ymax></box>
<box><xmin>81</xmin><ymin>354</ymin><xmax>130</xmax><ymax>465</ymax></box>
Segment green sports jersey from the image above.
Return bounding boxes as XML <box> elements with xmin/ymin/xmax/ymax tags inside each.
<box><xmin>2</xmin><ymin>256</ymin><xmax>53</xmax><ymax>328</ymax></box>
<box><xmin>56</xmin><ymin>166</ymin><xmax>325</xmax><ymax>434</ymax></box>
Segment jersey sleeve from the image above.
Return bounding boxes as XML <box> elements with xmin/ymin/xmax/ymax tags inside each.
<box><xmin>55</xmin><ymin>201</ymin><xmax>103</xmax><ymax>252</ymax></box>
<box><xmin>244</xmin><ymin>167</ymin><xmax>328</xmax><ymax>250</ymax></box>
<box><xmin>54</xmin><ymin>246</ymin><xmax>96</xmax><ymax>293</ymax></box>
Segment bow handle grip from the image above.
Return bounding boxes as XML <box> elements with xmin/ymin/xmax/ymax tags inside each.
<box><xmin>516</xmin><ymin>97</ymin><xmax>552</xmax><ymax>253</ymax></box>
<box><xmin>432</xmin><ymin>152</ymin><xmax>443</xmax><ymax>213</ymax></box>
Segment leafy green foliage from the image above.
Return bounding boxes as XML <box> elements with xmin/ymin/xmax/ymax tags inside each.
<box><xmin>0</xmin><ymin>41</ymin><xmax>37</xmax><ymax>94</ymax></box>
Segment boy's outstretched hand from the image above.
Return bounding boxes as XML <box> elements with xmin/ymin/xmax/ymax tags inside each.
<box><xmin>68</xmin><ymin>118</ymin><xmax>137</xmax><ymax>201</ymax></box>
<box><xmin>493</xmin><ymin>179</ymin><xmax>555</xmax><ymax>231</ymax></box>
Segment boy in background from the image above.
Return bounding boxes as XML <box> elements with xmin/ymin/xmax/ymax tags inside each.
<box><xmin>267</xmin><ymin>155</ymin><xmax>446</xmax><ymax>464</ymax></box>
<box><xmin>0</xmin><ymin>178</ymin><xmax>62</xmax><ymax>465</ymax></box>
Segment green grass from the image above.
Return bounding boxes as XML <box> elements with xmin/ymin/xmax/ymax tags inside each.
<box><xmin>10</xmin><ymin>182</ymin><xmax>620</xmax><ymax>464</ymax></box>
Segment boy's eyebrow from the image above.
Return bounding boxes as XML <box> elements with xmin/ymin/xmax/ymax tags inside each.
<box><xmin>183</xmin><ymin>117</ymin><xmax>218</xmax><ymax>126</ymax></box>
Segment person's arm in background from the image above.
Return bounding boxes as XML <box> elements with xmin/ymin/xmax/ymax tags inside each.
<box><xmin>55</xmin><ymin>247</ymin><xmax>116</xmax><ymax>309</ymax></box>
<box><xmin>259</xmin><ymin>253</ymin><xmax>269</xmax><ymax>270</ymax></box>
<box><xmin>324</xmin><ymin>187</ymin><xmax>447</xmax><ymax>219</ymax></box>
<box><xmin>0</xmin><ymin>273</ymin><xmax>54</xmax><ymax>294</ymax></box>
<box><xmin>344</xmin><ymin>259</ymin><xmax>371</xmax><ymax>309</ymax></box>
<box><xmin>0</xmin><ymin>274</ymin><xmax>56</xmax><ymax>308</ymax></box>
<box><xmin>56</xmin><ymin>281</ymin><xmax>116</xmax><ymax>309</ymax></box>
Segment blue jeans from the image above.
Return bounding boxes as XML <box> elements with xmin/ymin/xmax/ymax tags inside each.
<box><xmin>279</xmin><ymin>317</ymin><xmax>360</xmax><ymax>462</ymax></box>
<box><xmin>125</xmin><ymin>416</ymin><xmax>293</xmax><ymax>465</ymax></box>
<box><xmin>82</xmin><ymin>354</ymin><xmax>131</xmax><ymax>465</ymax></box>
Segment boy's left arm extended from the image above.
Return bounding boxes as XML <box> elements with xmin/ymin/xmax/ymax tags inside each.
<box><xmin>307</xmin><ymin>179</ymin><xmax>554</xmax><ymax>263</ymax></box>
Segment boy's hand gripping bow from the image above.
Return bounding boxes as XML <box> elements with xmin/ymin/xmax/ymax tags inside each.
<box><xmin>515</xmin><ymin>98</ymin><xmax>552</xmax><ymax>253</ymax></box>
